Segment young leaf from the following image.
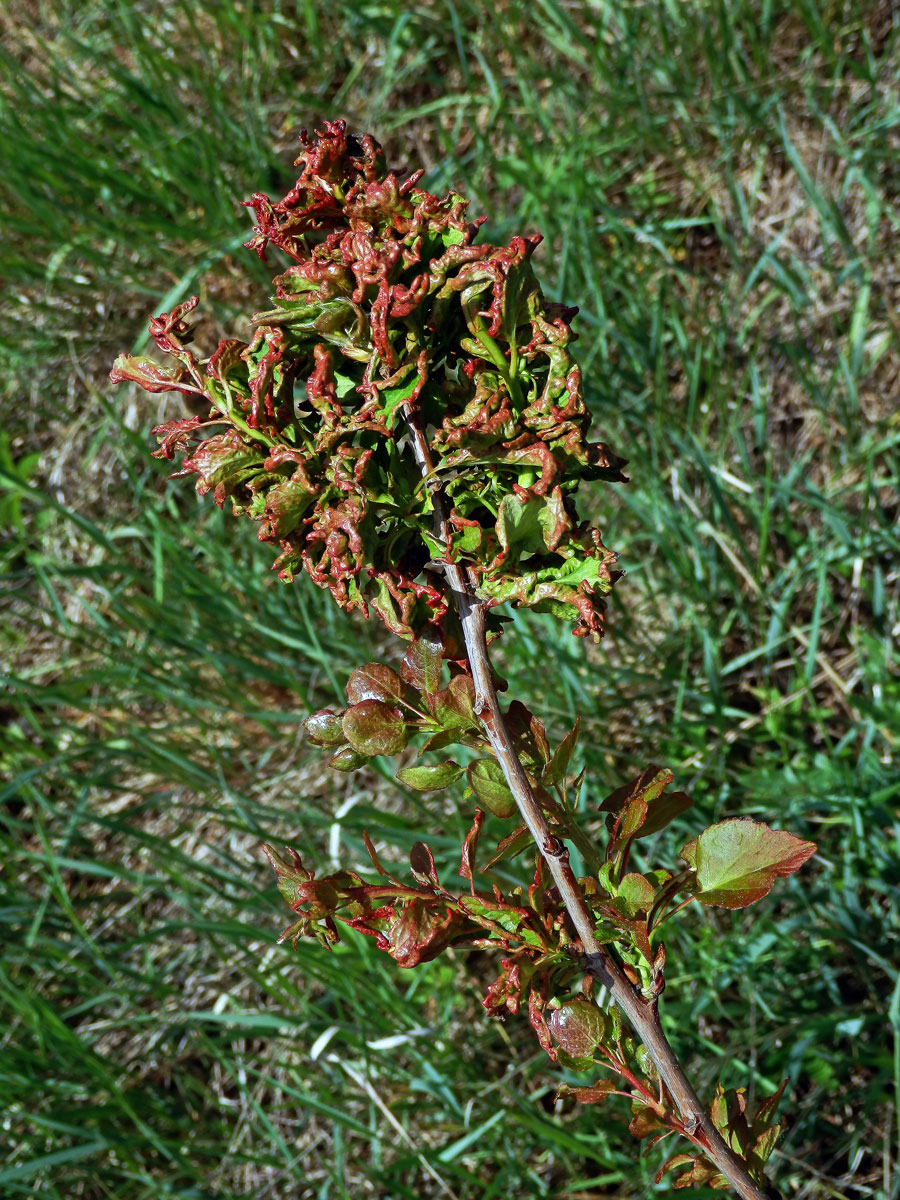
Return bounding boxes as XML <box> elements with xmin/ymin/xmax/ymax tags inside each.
<box><xmin>616</xmin><ymin>872</ymin><xmax>656</xmax><ymax>916</ymax></box>
<box><xmin>681</xmin><ymin>819</ymin><xmax>817</xmax><ymax>909</ymax></box>
<box><xmin>548</xmin><ymin>999</ymin><xmax>607</xmax><ymax>1058</ymax></box>
<box><xmin>628</xmin><ymin>1104</ymin><xmax>665</xmax><ymax>1139</ymax></box>
<box><xmin>459</xmin><ymin>808</ymin><xmax>486</xmax><ymax>888</ymax></box>
<box><xmin>328</xmin><ymin>746</ymin><xmax>368</xmax><ymax>771</ymax></box>
<box><xmin>433</xmin><ymin>673</ymin><xmax>478</xmax><ymax>730</ymax></box>
<box><xmin>396</xmin><ymin>761</ymin><xmax>464</xmax><ymax>791</ymax></box>
<box><xmin>261</xmin><ymin>844</ymin><xmax>309</xmax><ymax>909</ymax></box>
<box><xmin>484</xmin><ymin>822</ymin><xmax>530</xmax><ymax>869</ymax></box>
<box><xmin>346</xmin><ymin>663</ymin><xmax>405</xmax><ymax>705</ymax></box>
<box><xmin>342</xmin><ymin>701</ymin><xmax>409</xmax><ymax>756</ymax></box>
<box><xmin>601</xmin><ymin>766</ymin><xmax>691</xmax><ymax>843</ymax></box>
<box><xmin>304</xmin><ymin>708</ymin><xmax>346</xmax><ymax>747</ymax></box>
<box><xmin>409</xmin><ymin>842</ymin><xmax>441</xmax><ymax>887</ymax></box>
<box><xmin>467</xmin><ymin>758</ymin><xmax>517</xmax><ymax>818</ymax></box>
<box><xmin>401</xmin><ymin>634</ymin><xmax>443</xmax><ymax>695</ymax></box>
<box><xmin>543</xmin><ymin>718</ymin><xmax>580</xmax><ymax>787</ymax></box>
<box><xmin>557</xmin><ymin>1079</ymin><xmax>619</xmax><ymax>1104</ymax></box>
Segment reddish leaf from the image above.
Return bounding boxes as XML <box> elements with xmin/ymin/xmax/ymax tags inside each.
<box><xmin>109</xmin><ymin>354</ymin><xmax>199</xmax><ymax>394</ymax></box>
<box><xmin>346</xmin><ymin>663</ymin><xmax>405</xmax><ymax>704</ymax></box>
<box><xmin>505</xmin><ymin>700</ymin><xmax>550</xmax><ymax>768</ymax></box>
<box><xmin>484</xmin><ymin>823</ymin><xmax>530</xmax><ymax>869</ymax></box>
<box><xmin>342</xmin><ymin>700</ymin><xmax>409</xmax><ymax>756</ymax></box>
<box><xmin>601</xmin><ymin>766</ymin><xmax>691</xmax><ymax>849</ymax></box>
<box><xmin>401</xmin><ymin>634</ymin><xmax>443</xmax><ymax>695</ymax></box>
<box><xmin>433</xmin><ymin>673</ymin><xmax>477</xmax><ymax>730</ymax></box>
<box><xmin>387</xmin><ymin>899</ymin><xmax>465</xmax><ymax>968</ymax></box>
<box><xmin>682</xmin><ymin>819</ymin><xmax>817</xmax><ymax>909</ymax></box>
<box><xmin>752</xmin><ymin>1080</ymin><xmax>788</xmax><ymax>1135</ymax></box>
<box><xmin>547</xmin><ymin>999</ymin><xmax>606</xmax><ymax>1058</ymax></box>
<box><xmin>409</xmin><ymin>841</ymin><xmax>440</xmax><ymax>887</ymax></box>
<box><xmin>362</xmin><ymin>831</ymin><xmax>393</xmax><ymax>878</ymax></box>
<box><xmin>557</xmin><ymin>1079</ymin><xmax>619</xmax><ymax>1104</ymax></box>
<box><xmin>459</xmin><ymin>809</ymin><xmax>486</xmax><ymax>887</ymax></box>
<box><xmin>628</xmin><ymin>1104</ymin><xmax>665</xmax><ymax>1140</ymax></box>
<box><xmin>657</xmin><ymin>1153</ymin><xmax>724</xmax><ymax>1189</ymax></box>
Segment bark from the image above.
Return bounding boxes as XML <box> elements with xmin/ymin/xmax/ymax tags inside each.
<box><xmin>404</xmin><ymin>413</ymin><xmax>781</xmax><ymax>1200</ymax></box>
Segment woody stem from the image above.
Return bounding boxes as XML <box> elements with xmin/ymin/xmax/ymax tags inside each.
<box><xmin>404</xmin><ymin>411</ymin><xmax>780</xmax><ymax>1200</ymax></box>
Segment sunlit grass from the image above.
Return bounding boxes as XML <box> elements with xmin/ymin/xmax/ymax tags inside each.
<box><xmin>1</xmin><ymin>1</ymin><xmax>898</xmax><ymax>1196</ymax></box>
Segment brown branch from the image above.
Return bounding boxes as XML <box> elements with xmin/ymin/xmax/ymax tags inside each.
<box><xmin>404</xmin><ymin>413</ymin><xmax>781</xmax><ymax>1200</ymax></box>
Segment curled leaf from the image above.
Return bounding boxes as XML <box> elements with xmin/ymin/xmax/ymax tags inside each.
<box><xmin>409</xmin><ymin>841</ymin><xmax>440</xmax><ymax>887</ymax></box>
<box><xmin>304</xmin><ymin>708</ymin><xmax>346</xmax><ymax>746</ymax></box>
<box><xmin>342</xmin><ymin>700</ymin><xmax>409</xmax><ymax>757</ymax></box>
<box><xmin>327</xmin><ymin>746</ymin><xmax>368</xmax><ymax>772</ymax></box>
<box><xmin>557</xmin><ymin>1078</ymin><xmax>619</xmax><ymax>1105</ymax></box>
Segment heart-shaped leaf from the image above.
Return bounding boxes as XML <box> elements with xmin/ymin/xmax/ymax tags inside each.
<box><xmin>682</xmin><ymin>819</ymin><xmax>817</xmax><ymax>909</ymax></box>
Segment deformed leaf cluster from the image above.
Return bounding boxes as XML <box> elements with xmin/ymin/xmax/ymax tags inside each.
<box><xmin>111</xmin><ymin>119</ymin><xmax>626</xmax><ymax>640</ymax></box>
<box><xmin>111</xmin><ymin>119</ymin><xmax>818</xmax><ymax>1194</ymax></box>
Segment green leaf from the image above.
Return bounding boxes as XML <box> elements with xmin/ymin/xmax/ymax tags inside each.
<box><xmin>342</xmin><ymin>701</ymin><xmax>409</xmax><ymax>757</ymax></box>
<box><xmin>555</xmin><ymin>1048</ymin><xmax>596</xmax><ymax>1073</ymax></box>
<box><xmin>261</xmin><ymin>844</ymin><xmax>309</xmax><ymax>909</ymax></box>
<box><xmin>466</xmin><ymin>759</ymin><xmax>517</xmax><ymax>818</ymax></box>
<box><xmin>304</xmin><ymin>708</ymin><xmax>346</xmax><ymax>747</ymax></box>
<box><xmin>616</xmin><ymin>872</ymin><xmax>656</xmax><ymax>916</ymax></box>
<box><xmin>434</xmin><ymin>674</ymin><xmax>477</xmax><ymax>730</ymax></box>
<box><xmin>396</xmin><ymin>761</ymin><xmax>464</xmax><ymax>791</ymax></box>
<box><xmin>543</xmin><ymin>718</ymin><xmax>580</xmax><ymax>786</ymax></box>
<box><xmin>683</xmin><ymin>819</ymin><xmax>817</xmax><ymax>909</ymax></box>
<box><xmin>327</xmin><ymin>746</ymin><xmax>368</xmax><ymax>772</ymax></box>
<box><xmin>378</xmin><ymin>371</ymin><xmax>422</xmax><ymax>429</ymax></box>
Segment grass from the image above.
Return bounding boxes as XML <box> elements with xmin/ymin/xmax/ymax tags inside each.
<box><xmin>1</xmin><ymin>0</ymin><xmax>899</xmax><ymax>1196</ymax></box>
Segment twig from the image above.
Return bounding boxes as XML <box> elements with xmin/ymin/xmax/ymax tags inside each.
<box><xmin>405</xmin><ymin>412</ymin><xmax>781</xmax><ymax>1200</ymax></box>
